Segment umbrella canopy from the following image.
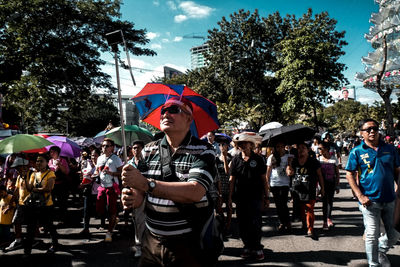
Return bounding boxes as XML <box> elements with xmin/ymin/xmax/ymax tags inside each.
<box><xmin>93</xmin><ymin>130</ymin><xmax>108</xmax><ymax>144</ymax></box>
<box><xmin>132</xmin><ymin>83</ymin><xmax>219</xmax><ymax>138</ymax></box>
<box><xmin>259</xmin><ymin>121</ymin><xmax>283</xmax><ymax>133</ymax></box>
<box><xmin>105</xmin><ymin>125</ymin><xmax>153</xmax><ymax>146</ymax></box>
<box><xmin>261</xmin><ymin>124</ymin><xmax>316</xmax><ymax>147</ymax></box>
<box><xmin>0</xmin><ymin>134</ymin><xmax>54</xmax><ymax>154</ymax></box>
<box><xmin>46</xmin><ymin>136</ymin><xmax>82</xmax><ymax>158</ymax></box>
<box><xmin>70</xmin><ymin>137</ymin><xmax>96</xmax><ymax>147</ymax></box>
<box><xmin>215</xmin><ymin>133</ymin><xmax>232</xmax><ymax>143</ymax></box>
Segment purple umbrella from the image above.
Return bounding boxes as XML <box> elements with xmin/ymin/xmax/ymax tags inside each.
<box><xmin>46</xmin><ymin>136</ymin><xmax>82</xmax><ymax>158</ymax></box>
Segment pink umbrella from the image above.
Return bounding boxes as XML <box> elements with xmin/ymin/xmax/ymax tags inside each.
<box><xmin>46</xmin><ymin>136</ymin><xmax>81</xmax><ymax>158</ymax></box>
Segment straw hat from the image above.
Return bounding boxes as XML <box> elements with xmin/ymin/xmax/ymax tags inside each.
<box><xmin>232</xmin><ymin>132</ymin><xmax>262</xmax><ymax>146</ymax></box>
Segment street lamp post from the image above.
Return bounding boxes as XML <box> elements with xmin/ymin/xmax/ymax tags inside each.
<box><xmin>106</xmin><ymin>30</ymin><xmax>128</xmax><ymax>163</ymax></box>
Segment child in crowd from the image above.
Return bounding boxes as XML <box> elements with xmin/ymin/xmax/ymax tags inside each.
<box><xmin>0</xmin><ymin>184</ymin><xmax>15</xmax><ymax>245</ymax></box>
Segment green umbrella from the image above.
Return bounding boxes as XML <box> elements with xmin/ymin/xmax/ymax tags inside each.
<box><xmin>0</xmin><ymin>134</ymin><xmax>54</xmax><ymax>154</ymax></box>
<box><xmin>105</xmin><ymin>125</ymin><xmax>153</xmax><ymax>146</ymax></box>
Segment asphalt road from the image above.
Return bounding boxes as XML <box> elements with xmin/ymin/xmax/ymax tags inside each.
<box><xmin>1</xmin><ymin>158</ymin><xmax>400</xmax><ymax>266</ymax></box>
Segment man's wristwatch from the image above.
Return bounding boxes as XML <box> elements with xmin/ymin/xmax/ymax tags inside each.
<box><xmin>147</xmin><ymin>179</ymin><xmax>156</xmax><ymax>193</ymax></box>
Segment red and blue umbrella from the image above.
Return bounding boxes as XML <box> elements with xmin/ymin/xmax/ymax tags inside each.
<box><xmin>132</xmin><ymin>83</ymin><xmax>219</xmax><ymax>138</ymax></box>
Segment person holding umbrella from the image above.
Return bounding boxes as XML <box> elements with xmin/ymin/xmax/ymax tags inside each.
<box><xmin>266</xmin><ymin>141</ymin><xmax>293</xmax><ymax>234</ymax></box>
<box><xmin>286</xmin><ymin>141</ymin><xmax>325</xmax><ymax>239</ymax></box>
<box><xmin>121</xmin><ymin>96</ymin><xmax>217</xmax><ymax>266</ymax></box>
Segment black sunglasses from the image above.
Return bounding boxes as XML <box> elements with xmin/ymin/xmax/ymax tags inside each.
<box><xmin>361</xmin><ymin>126</ymin><xmax>379</xmax><ymax>133</ymax></box>
<box><xmin>161</xmin><ymin>105</ymin><xmax>187</xmax><ymax>115</ymax></box>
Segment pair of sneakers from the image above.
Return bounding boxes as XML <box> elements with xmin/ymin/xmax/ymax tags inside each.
<box><xmin>240</xmin><ymin>248</ymin><xmax>264</xmax><ymax>261</ymax></box>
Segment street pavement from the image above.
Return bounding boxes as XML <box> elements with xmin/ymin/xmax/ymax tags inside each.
<box><xmin>1</xmin><ymin>158</ymin><xmax>400</xmax><ymax>266</ymax></box>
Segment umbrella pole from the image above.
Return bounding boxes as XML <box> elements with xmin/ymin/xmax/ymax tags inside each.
<box><xmin>113</xmin><ymin>49</ymin><xmax>128</xmax><ymax>163</ymax></box>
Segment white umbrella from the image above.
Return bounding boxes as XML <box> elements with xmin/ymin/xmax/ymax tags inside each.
<box><xmin>259</xmin><ymin>122</ymin><xmax>283</xmax><ymax>133</ymax></box>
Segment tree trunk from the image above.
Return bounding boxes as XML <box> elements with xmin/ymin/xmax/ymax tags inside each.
<box><xmin>382</xmin><ymin>94</ymin><xmax>394</xmax><ymax>136</ymax></box>
<box><xmin>376</xmin><ymin>35</ymin><xmax>394</xmax><ymax>136</ymax></box>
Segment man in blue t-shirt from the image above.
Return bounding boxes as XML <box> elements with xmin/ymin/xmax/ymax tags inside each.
<box><xmin>345</xmin><ymin>118</ymin><xmax>400</xmax><ymax>267</ymax></box>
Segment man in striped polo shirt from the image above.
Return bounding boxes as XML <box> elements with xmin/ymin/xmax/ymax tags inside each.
<box><xmin>121</xmin><ymin>96</ymin><xmax>216</xmax><ymax>266</ymax></box>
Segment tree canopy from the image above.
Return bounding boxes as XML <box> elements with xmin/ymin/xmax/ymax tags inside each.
<box><xmin>185</xmin><ymin>8</ymin><xmax>347</xmax><ymax>130</ymax></box>
<box><xmin>0</xmin><ymin>0</ymin><xmax>155</xmax><ymax>135</ymax></box>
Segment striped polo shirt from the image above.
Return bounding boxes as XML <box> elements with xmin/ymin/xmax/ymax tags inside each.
<box><xmin>141</xmin><ymin>132</ymin><xmax>216</xmax><ymax>236</ymax></box>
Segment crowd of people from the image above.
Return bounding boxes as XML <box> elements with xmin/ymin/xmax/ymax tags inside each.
<box><xmin>0</xmin><ymin>97</ymin><xmax>399</xmax><ymax>266</ymax></box>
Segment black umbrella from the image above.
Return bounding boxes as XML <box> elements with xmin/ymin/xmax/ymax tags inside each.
<box><xmin>261</xmin><ymin>124</ymin><xmax>316</xmax><ymax>147</ymax></box>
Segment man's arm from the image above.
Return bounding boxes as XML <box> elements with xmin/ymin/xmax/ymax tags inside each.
<box><xmin>346</xmin><ymin>170</ymin><xmax>371</xmax><ymax>206</ymax></box>
<box><xmin>262</xmin><ymin>173</ymin><xmax>269</xmax><ymax>208</ymax></box>
<box><xmin>121</xmin><ymin>165</ymin><xmax>206</xmax><ymax>203</ymax></box>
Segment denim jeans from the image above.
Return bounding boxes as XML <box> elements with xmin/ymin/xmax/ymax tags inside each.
<box><xmin>359</xmin><ymin>200</ymin><xmax>400</xmax><ymax>266</ymax></box>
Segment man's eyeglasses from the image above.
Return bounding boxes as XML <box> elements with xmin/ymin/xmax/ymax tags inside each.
<box><xmin>361</xmin><ymin>126</ymin><xmax>379</xmax><ymax>133</ymax></box>
<box><xmin>102</xmin><ymin>144</ymin><xmax>112</xmax><ymax>148</ymax></box>
<box><xmin>161</xmin><ymin>105</ymin><xmax>188</xmax><ymax>115</ymax></box>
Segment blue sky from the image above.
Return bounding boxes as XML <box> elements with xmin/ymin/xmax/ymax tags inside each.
<box><xmin>103</xmin><ymin>0</ymin><xmax>381</xmax><ymax>103</ymax></box>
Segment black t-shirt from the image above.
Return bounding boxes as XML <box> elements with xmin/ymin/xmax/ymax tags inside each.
<box><xmin>230</xmin><ymin>152</ymin><xmax>267</xmax><ymax>201</ymax></box>
<box><xmin>291</xmin><ymin>156</ymin><xmax>321</xmax><ymax>201</ymax></box>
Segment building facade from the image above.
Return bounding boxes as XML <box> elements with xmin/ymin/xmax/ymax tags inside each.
<box><xmin>190</xmin><ymin>43</ymin><xmax>209</xmax><ymax>69</ymax></box>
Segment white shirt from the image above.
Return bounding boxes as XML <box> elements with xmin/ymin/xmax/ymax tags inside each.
<box><xmin>96</xmin><ymin>154</ymin><xmax>123</xmax><ymax>188</ymax></box>
<box><xmin>267</xmin><ymin>154</ymin><xmax>291</xmax><ymax>187</ymax></box>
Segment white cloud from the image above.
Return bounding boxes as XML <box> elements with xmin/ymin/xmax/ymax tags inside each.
<box><xmin>151</xmin><ymin>43</ymin><xmax>162</xmax><ymax>50</ymax></box>
<box><xmin>178</xmin><ymin>1</ymin><xmax>214</xmax><ymax>19</ymax></box>
<box><xmin>174</xmin><ymin>14</ymin><xmax>188</xmax><ymax>23</ymax></box>
<box><xmin>146</xmin><ymin>32</ymin><xmax>159</xmax><ymax>40</ymax></box>
<box><xmin>167</xmin><ymin>1</ymin><xmax>177</xmax><ymax>10</ymax></box>
<box><xmin>153</xmin><ymin>1</ymin><xmax>160</xmax><ymax>6</ymax></box>
<box><xmin>161</xmin><ymin>38</ymin><xmax>170</xmax><ymax>43</ymax></box>
<box><xmin>173</xmin><ymin>36</ymin><xmax>183</xmax><ymax>42</ymax></box>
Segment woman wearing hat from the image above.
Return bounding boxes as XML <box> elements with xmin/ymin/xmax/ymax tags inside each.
<box><xmin>229</xmin><ymin>132</ymin><xmax>268</xmax><ymax>261</ymax></box>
